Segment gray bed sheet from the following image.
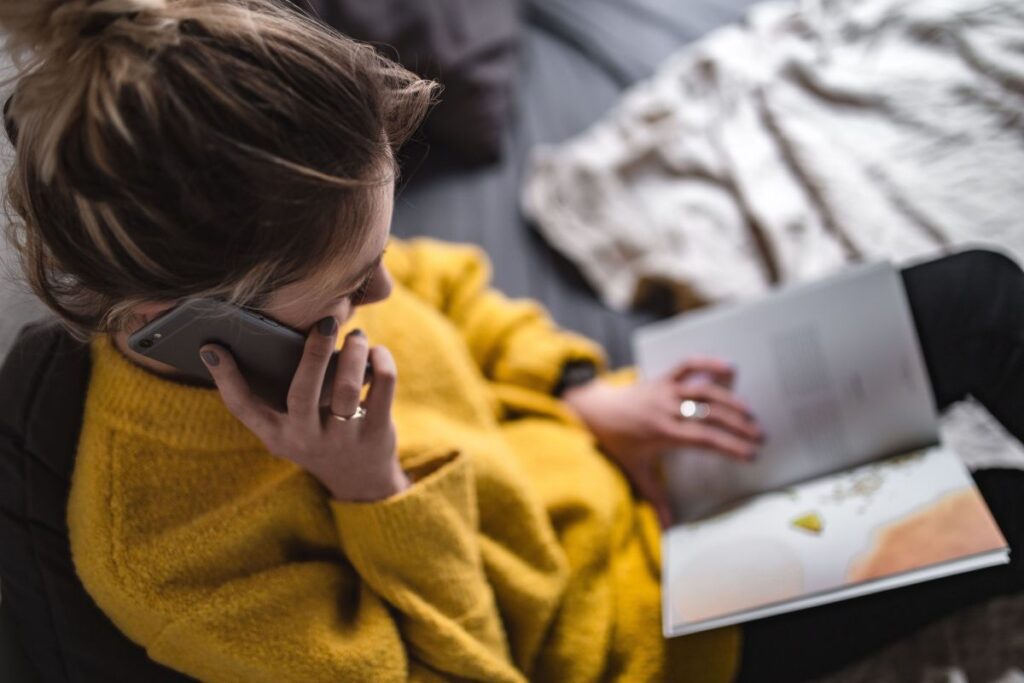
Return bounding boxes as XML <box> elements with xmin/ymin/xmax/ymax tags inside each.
<box><xmin>392</xmin><ymin>0</ymin><xmax>763</xmax><ymax>368</ymax></box>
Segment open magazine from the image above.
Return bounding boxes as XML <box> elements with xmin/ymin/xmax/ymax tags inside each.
<box><xmin>633</xmin><ymin>262</ymin><xmax>1010</xmax><ymax>637</ymax></box>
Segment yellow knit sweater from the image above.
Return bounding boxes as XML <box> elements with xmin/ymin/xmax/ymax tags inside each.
<box><xmin>67</xmin><ymin>236</ymin><xmax>739</xmax><ymax>682</ymax></box>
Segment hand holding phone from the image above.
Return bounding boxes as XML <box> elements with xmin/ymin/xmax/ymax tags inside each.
<box><xmin>199</xmin><ymin>321</ymin><xmax>409</xmax><ymax>503</ymax></box>
<box><xmin>128</xmin><ymin>298</ymin><xmax>371</xmax><ymax>410</ymax></box>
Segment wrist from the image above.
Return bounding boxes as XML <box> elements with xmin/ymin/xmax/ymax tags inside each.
<box><xmin>554</xmin><ymin>359</ymin><xmax>599</xmax><ymax>397</ymax></box>
<box><xmin>560</xmin><ymin>380</ymin><xmax>594</xmax><ymax>405</ymax></box>
<box><xmin>326</xmin><ymin>465</ymin><xmax>410</xmax><ymax>503</ymax></box>
<box><xmin>560</xmin><ymin>379</ymin><xmax>599</xmax><ymax>427</ymax></box>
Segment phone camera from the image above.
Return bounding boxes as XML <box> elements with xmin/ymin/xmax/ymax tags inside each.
<box><xmin>139</xmin><ymin>338</ymin><xmax>154</xmax><ymax>349</ymax></box>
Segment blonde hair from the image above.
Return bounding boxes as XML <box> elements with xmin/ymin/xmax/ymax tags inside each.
<box><xmin>0</xmin><ymin>0</ymin><xmax>437</xmax><ymax>340</ymax></box>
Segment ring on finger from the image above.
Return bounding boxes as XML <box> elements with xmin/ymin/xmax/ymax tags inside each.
<box><xmin>678</xmin><ymin>399</ymin><xmax>711</xmax><ymax>421</ymax></box>
<box><xmin>328</xmin><ymin>405</ymin><xmax>367</xmax><ymax>422</ymax></box>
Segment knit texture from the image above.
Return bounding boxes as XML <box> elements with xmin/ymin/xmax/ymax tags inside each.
<box><xmin>67</xmin><ymin>236</ymin><xmax>739</xmax><ymax>682</ymax></box>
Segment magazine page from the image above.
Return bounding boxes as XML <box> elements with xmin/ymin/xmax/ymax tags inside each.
<box><xmin>634</xmin><ymin>261</ymin><xmax>939</xmax><ymax>522</ymax></box>
<box><xmin>663</xmin><ymin>445</ymin><xmax>1009</xmax><ymax>637</ymax></box>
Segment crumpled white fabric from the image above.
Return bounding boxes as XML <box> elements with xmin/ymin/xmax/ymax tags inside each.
<box><xmin>523</xmin><ymin>0</ymin><xmax>1024</xmax><ymax>470</ymax></box>
<box><xmin>939</xmin><ymin>397</ymin><xmax>1024</xmax><ymax>471</ymax></box>
<box><xmin>524</xmin><ymin>0</ymin><xmax>1024</xmax><ymax>309</ymax></box>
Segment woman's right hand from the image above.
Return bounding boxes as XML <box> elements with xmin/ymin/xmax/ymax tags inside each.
<box><xmin>561</xmin><ymin>357</ymin><xmax>762</xmax><ymax>527</ymax></box>
<box><xmin>198</xmin><ymin>317</ymin><xmax>410</xmax><ymax>503</ymax></box>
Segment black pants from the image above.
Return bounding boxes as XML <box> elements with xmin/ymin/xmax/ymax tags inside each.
<box><xmin>737</xmin><ymin>249</ymin><xmax>1024</xmax><ymax>682</ymax></box>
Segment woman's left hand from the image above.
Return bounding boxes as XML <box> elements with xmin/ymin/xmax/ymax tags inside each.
<box><xmin>560</xmin><ymin>357</ymin><xmax>764</xmax><ymax>527</ymax></box>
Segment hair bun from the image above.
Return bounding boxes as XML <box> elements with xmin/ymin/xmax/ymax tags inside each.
<box><xmin>0</xmin><ymin>0</ymin><xmax>168</xmax><ymax>59</ymax></box>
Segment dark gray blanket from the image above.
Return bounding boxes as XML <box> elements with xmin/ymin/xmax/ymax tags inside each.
<box><xmin>393</xmin><ymin>0</ymin><xmax>765</xmax><ymax>367</ymax></box>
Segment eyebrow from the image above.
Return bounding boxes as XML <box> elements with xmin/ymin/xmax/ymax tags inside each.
<box><xmin>338</xmin><ymin>247</ymin><xmax>386</xmax><ymax>293</ymax></box>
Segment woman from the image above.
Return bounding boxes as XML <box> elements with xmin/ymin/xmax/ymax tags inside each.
<box><xmin>1</xmin><ymin>1</ymin><xmax>1020</xmax><ymax>682</ymax></box>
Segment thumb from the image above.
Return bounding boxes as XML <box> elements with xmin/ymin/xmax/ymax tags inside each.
<box><xmin>198</xmin><ymin>344</ymin><xmax>275</xmax><ymax>437</ymax></box>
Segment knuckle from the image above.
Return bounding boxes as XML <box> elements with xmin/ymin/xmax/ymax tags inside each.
<box><xmin>334</xmin><ymin>380</ymin><xmax>362</xmax><ymax>400</ymax></box>
<box><xmin>725</xmin><ymin>423</ymin><xmax>749</xmax><ymax>442</ymax></box>
<box><xmin>648</xmin><ymin>414</ymin><xmax>671</xmax><ymax>434</ymax></box>
<box><xmin>373</xmin><ymin>365</ymin><xmax>396</xmax><ymax>383</ymax></box>
<box><xmin>304</xmin><ymin>344</ymin><xmax>332</xmax><ymax>363</ymax></box>
<box><xmin>677</xmin><ymin>379</ymin><xmax>704</xmax><ymax>394</ymax></box>
<box><xmin>733</xmin><ymin>417</ymin><xmax>755</xmax><ymax>436</ymax></box>
<box><xmin>372</xmin><ymin>368</ymin><xmax>395</xmax><ymax>389</ymax></box>
<box><xmin>704</xmin><ymin>386</ymin><xmax>727</xmax><ymax>403</ymax></box>
<box><xmin>706</xmin><ymin>430</ymin><xmax>728</xmax><ymax>447</ymax></box>
<box><xmin>723</xmin><ymin>398</ymin><xmax>745</xmax><ymax>415</ymax></box>
<box><xmin>285</xmin><ymin>391</ymin><xmax>310</xmax><ymax>413</ymax></box>
<box><xmin>274</xmin><ymin>431</ymin><xmax>304</xmax><ymax>458</ymax></box>
<box><xmin>704</xmin><ymin>384</ymin><xmax>726</xmax><ymax>399</ymax></box>
<box><xmin>221</xmin><ymin>393</ymin><xmax>246</xmax><ymax>416</ymax></box>
<box><xmin>667</xmin><ymin>421</ymin><xmax>694</xmax><ymax>442</ymax></box>
<box><xmin>716</xmin><ymin>413</ymin><xmax>739</xmax><ymax>431</ymax></box>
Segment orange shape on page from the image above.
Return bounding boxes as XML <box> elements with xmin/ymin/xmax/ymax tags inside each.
<box><xmin>848</xmin><ymin>488</ymin><xmax>1007</xmax><ymax>583</ymax></box>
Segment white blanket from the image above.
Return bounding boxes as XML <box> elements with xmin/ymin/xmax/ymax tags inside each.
<box><xmin>522</xmin><ymin>0</ymin><xmax>1024</xmax><ymax>470</ymax></box>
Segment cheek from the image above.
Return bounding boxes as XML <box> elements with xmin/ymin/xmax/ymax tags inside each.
<box><xmin>361</xmin><ymin>267</ymin><xmax>393</xmax><ymax>304</ymax></box>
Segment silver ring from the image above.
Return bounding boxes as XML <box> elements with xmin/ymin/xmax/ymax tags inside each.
<box><xmin>679</xmin><ymin>399</ymin><xmax>711</xmax><ymax>420</ymax></box>
<box><xmin>329</xmin><ymin>405</ymin><xmax>366</xmax><ymax>422</ymax></box>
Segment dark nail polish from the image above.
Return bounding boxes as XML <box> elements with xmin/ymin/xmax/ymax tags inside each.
<box><xmin>347</xmin><ymin>328</ymin><xmax>364</xmax><ymax>338</ymax></box>
<box><xmin>318</xmin><ymin>317</ymin><xmax>337</xmax><ymax>336</ymax></box>
<box><xmin>200</xmin><ymin>349</ymin><xmax>219</xmax><ymax>367</ymax></box>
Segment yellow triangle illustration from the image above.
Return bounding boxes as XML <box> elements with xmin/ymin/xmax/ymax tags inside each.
<box><xmin>791</xmin><ymin>511</ymin><xmax>824</xmax><ymax>535</ymax></box>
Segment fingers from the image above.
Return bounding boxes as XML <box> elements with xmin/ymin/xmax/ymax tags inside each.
<box><xmin>330</xmin><ymin>329</ymin><xmax>370</xmax><ymax>417</ymax></box>
<box><xmin>678</xmin><ymin>381</ymin><xmax>751</xmax><ymax>418</ymax></box>
<box><xmin>199</xmin><ymin>344</ymin><xmax>278</xmax><ymax>439</ymax></box>
<box><xmin>665</xmin><ymin>419</ymin><xmax>757</xmax><ymax>461</ymax></box>
<box><xmin>676</xmin><ymin>382</ymin><xmax>762</xmax><ymax>443</ymax></box>
<box><xmin>362</xmin><ymin>345</ymin><xmax>396</xmax><ymax>431</ymax></box>
<box><xmin>670</xmin><ymin>356</ymin><xmax>734</xmax><ymax>386</ymax></box>
<box><xmin>286</xmin><ymin>316</ymin><xmax>338</xmax><ymax>419</ymax></box>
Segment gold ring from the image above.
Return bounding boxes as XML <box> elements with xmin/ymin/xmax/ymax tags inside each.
<box><xmin>679</xmin><ymin>400</ymin><xmax>711</xmax><ymax>420</ymax></box>
<box><xmin>329</xmin><ymin>406</ymin><xmax>366</xmax><ymax>422</ymax></box>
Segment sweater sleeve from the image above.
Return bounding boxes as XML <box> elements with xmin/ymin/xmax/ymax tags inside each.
<box><xmin>105</xmin><ymin>452</ymin><xmax>525</xmax><ymax>683</ymax></box>
<box><xmin>383</xmin><ymin>237</ymin><xmax>610</xmax><ymax>394</ymax></box>
<box><xmin>329</xmin><ymin>450</ymin><xmax>526</xmax><ymax>682</ymax></box>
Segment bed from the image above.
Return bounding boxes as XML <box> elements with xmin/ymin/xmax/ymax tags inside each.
<box><xmin>2</xmin><ymin>0</ymin><xmax>1020</xmax><ymax>680</ymax></box>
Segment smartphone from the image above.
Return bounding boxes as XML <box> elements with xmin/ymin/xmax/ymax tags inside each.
<box><xmin>127</xmin><ymin>297</ymin><xmax>371</xmax><ymax>412</ymax></box>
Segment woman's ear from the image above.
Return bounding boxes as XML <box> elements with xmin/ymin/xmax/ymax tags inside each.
<box><xmin>135</xmin><ymin>301</ymin><xmax>178</xmax><ymax>325</ymax></box>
